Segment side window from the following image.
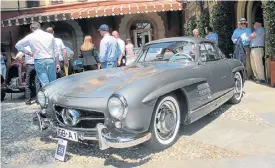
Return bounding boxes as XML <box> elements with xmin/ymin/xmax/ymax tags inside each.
<box><xmin>199</xmin><ymin>43</ymin><xmax>207</xmax><ymax>62</ymax></box>
<box><xmin>163</xmin><ymin>49</ymin><xmax>175</xmax><ymax>60</ymax></box>
<box><xmin>199</xmin><ymin>42</ymin><xmax>219</xmax><ymax>62</ymax></box>
<box><xmin>144</xmin><ymin>48</ymin><xmax>162</xmax><ymax>62</ymax></box>
<box><xmin>175</xmin><ymin>42</ymin><xmax>196</xmax><ymax>61</ymax></box>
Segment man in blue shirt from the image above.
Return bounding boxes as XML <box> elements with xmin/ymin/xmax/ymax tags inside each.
<box><xmin>98</xmin><ymin>24</ymin><xmax>120</xmax><ymax>69</ymax></box>
<box><xmin>231</xmin><ymin>18</ymin><xmax>252</xmax><ymax>79</ymax></box>
<box><xmin>205</xmin><ymin>27</ymin><xmax>218</xmax><ymax>45</ymax></box>
<box><xmin>249</xmin><ymin>19</ymin><xmax>265</xmax><ymax>83</ymax></box>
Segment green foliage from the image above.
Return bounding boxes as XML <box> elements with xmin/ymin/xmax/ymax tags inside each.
<box><xmin>263</xmin><ymin>1</ymin><xmax>275</xmax><ymax>57</ymax></box>
<box><xmin>210</xmin><ymin>2</ymin><xmax>234</xmax><ymax>57</ymax></box>
<box><xmin>197</xmin><ymin>8</ymin><xmax>210</xmax><ymax>37</ymax></box>
<box><xmin>184</xmin><ymin>16</ymin><xmax>197</xmax><ymax>36</ymax></box>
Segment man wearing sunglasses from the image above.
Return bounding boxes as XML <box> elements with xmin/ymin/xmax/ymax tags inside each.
<box><xmin>231</xmin><ymin>18</ymin><xmax>252</xmax><ymax>80</ymax></box>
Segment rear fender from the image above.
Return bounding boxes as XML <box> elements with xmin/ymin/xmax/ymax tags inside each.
<box><xmin>232</xmin><ymin>66</ymin><xmax>245</xmax><ymax>83</ymax></box>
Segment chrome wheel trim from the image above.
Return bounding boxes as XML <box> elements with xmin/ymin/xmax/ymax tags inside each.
<box><xmin>154</xmin><ymin>96</ymin><xmax>180</xmax><ymax>145</ymax></box>
<box><xmin>234</xmin><ymin>72</ymin><xmax>243</xmax><ymax>101</ymax></box>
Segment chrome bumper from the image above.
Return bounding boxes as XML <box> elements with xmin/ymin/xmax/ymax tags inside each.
<box><xmin>34</xmin><ymin>112</ymin><xmax>151</xmax><ymax>150</ymax></box>
<box><xmin>96</xmin><ymin>123</ymin><xmax>151</xmax><ymax>150</ymax></box>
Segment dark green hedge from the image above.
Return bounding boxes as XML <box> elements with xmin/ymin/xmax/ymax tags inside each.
<box><xmin>211</xmin><ymin>2</ymin><xmax>234</xmax><ymax>57</ymax></box>
<box><xmin>184</xmin><ymin>16</ymin><xmax>197</xmax><ymax>36</ymax></box>
<box><xmin>197</xmin><ymin>8</ymin><xmax>210</xmax><ymax>37</ymax></box>
<box><xmin>263</xmin><ymin>1</ymin><xmax>275</xmax><ymax>57</ymax></box>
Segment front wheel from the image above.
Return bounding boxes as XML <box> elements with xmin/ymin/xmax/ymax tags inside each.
<box><xmin>229</xmin><ymin>72</ymin><xmax>243</xmax><ymax>104</ymax></box>
<box><xmin>145</xmin><ymin>93</ymin><xmax>181</xmax><ymax>151</ymax></box>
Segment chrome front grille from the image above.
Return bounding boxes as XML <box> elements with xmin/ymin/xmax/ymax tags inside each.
<box><xmin>53</xmin><ymin>105</ymin><xmax>105</xmax><ymax>129</ymax></box>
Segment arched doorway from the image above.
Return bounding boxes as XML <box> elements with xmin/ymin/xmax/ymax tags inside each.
<box><xmin>42</xmin><ymin>20</ymin><xmax>83</xmax><ymax>57</ymax></box>
<box><xmin>236</xmin><ymin>1</ymin><xmax>264</xmax><ymax>27</ymax></box>
<box><xmin>118</xmin><ymin>13</ymin><xmax>165</xmax><ymax>45</ymax></box>
<box><xmin>130</xmin><ymin>20</ymin><xmax>154</xmax><ymax>48</ymax></box>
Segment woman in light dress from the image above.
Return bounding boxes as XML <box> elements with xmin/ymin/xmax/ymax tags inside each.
<box><xmin>125</xmin><ymin>38</ymin><xmax>136</xmax><ymax>65</ymax></box>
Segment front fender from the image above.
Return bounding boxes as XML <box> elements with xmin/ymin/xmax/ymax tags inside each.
<box><xmin>142</xmin><ymin>78</ymin><xmax>206</xmax><ymax>103</ymax></box>
<box><xmin>232</xmin><ymin>66</ymin><xmax>245</xmax><ymax>74</ymax></box>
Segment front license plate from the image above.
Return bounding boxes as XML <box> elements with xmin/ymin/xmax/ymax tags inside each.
<box><xmin>57</xmin><ymin>128</ymin><xmax>78</xmax><ymax>142</ymax></box>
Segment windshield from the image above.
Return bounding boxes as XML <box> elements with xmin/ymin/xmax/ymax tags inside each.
<box><xmin>136</xmin><ymin>41</ymin><xmax>195</xmax><ymax>63</ymax></box>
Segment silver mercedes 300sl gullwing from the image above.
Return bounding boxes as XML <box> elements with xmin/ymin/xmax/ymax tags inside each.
<box><xmin>34</xmin><ymin>37</ymin><xmax>245</xmax><ymax>151</ymax></box>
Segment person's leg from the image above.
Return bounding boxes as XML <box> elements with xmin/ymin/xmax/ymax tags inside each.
<box><xmin>46</xmin><ymin>59</ymin><xmax>57</xmax><ymax>83</ymax></box>
<box><xmin>1</xmin><ymin>64</ymin><xmax>6</xmax><ymax>79</ymax></box>
<box><xmin>25</xmin><ymin>65</ymin><xmax>32</xmax><ymax>104</ymax></box>
<box><xmin>244</xmin><ymin>47</ymin><xmax>252</xmax><ymax>79</ymax></box>
<box><xmin>104</xmin><ymin>61</ymin><xmax>117</xmax><ymax>69</ymax></box>
<box><xmin>56</xmin><ymin>61</ymin><xmax>65</xmax><ymax>78</ymax></box>
<box><xmin>254</xmin><ymin>48</ymin><xmax>265</xmax><ymax>81</ymax></box>
<box><xmin>34</xmin><ymin>59</ymin><xmax>50</xmax><ymax>87</ymax></box>
<box><xmin>250</xmin><ymin>49</ymin><xmax>258</xmax><ymax>80</ymax></box>
<box><xmin>91</xmin><ymin>64</ymin><xmax>98</xmax><ymax>70</ymax></box>
<box><xmin>34</xmin><ymin>70</ymin><xmax>41</xmax><ymax>95</ymax></box>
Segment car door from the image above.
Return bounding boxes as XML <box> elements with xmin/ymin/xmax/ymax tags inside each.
<box><xmin>174</xmin><ymin>42</ymin><xmax>213</xmax><ymax>111</ymax></box>
<box><xmin>199</xmin><ymin>42</ymin><xmax>232</xmax><ymax>99</ymax></box>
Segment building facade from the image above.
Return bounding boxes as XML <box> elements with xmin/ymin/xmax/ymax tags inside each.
<box><xmin>1</xmin><ymin>0</ymin><xmax>185</xmax><ymax>58</ymax></box>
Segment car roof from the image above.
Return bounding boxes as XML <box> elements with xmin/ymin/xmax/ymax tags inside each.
<box><xmin>145</xmin><ymin>36</ymin><xmax>213</xmax><ymax>45</ymax></box>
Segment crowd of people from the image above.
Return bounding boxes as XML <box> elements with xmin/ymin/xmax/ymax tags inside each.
<box><xmin>1</xmin><ymin>22</ymin><xmax>135</xmax><ymax>105</ymax></box>
<box><xmin>192</xmin><ymin>17</ymin><xmax>265</xmax><ymax>83</ymax></box>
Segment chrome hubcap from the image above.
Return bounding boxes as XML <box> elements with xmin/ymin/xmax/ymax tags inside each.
<box><xmin>155</xmin><ymin>101</ymin><xmax>177</xmax><ymax>140</ymax></box>
<box><xmin>234</xmin><ymin>73</ymin><xmax>243</xmax><ymax>100</ymax></box>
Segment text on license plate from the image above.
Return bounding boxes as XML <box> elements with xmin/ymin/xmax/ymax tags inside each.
<box><xmin>57</xmin><ymin>128</ymin><xmax>78</xmax><ymax>142</ymax></box>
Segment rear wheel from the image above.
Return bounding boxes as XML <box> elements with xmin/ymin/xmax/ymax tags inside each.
<box><xmin>229</xmin><ymin>72</ymin><xmax>243</xmax><ymax>104</ymax></box>
<box><xmin>145</xmin><ymin>93</ymin><xmax>181</xmax><ymax>151</ymax></box>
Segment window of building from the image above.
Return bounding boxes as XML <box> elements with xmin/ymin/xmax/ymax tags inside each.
<box><xmin>26</xmin><ymin>0</ymin><xmax>39</xmax><ymax>8</ymax></box>
<box><xmin>52</xmin><ymin>0</ymin><xmax>64</xmax><ymax>5</ymax></box>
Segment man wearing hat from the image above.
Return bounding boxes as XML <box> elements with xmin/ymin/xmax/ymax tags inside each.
<box><xmin>249</xmin><ymin>19</ymin><xmax>265</xmax><ymax>83</ymax></box>
<box><xmin>97</xmin><ymin>24</ymin><xmax>121</xmax><ymax>69</ymax></box>
<box><xmin>231</xmin><ymin>18</ymin><xmax>252</xmax><ymax>79</ymax></box>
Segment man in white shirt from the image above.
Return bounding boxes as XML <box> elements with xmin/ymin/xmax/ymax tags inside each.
<box><xmin>15</xmin><ymin>22</ymin><xmax>60</xmax><ymax>87</ymax></box>
<box><xmin>46</xmin><ymin>27</ymin><xmax>69</xmax><ymax>78</ymax></box>
<box><xmin>15</xmin><ymin>51</ymin><xmax>40</xmax><ymax>105</ymax></box>
<box><xmin>112</xmin><ymin>31</ymin><xmax>126</xmax><ymax>66</ymax></box>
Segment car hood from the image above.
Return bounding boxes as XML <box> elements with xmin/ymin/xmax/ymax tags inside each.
<box><xmin>55</xmin><ymin>62</ymin><xmax>191</xmax><ymax>98</ymax></box>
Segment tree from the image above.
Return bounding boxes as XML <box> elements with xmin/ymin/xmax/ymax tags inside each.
<box><xmin>197</xmin><ymin>8</ymin><xmax>210</xmax><ymax>37</ymax></box>
<box><xmin>263</xmin><ymin>1</ymin><xmax>275</xmax><ymax>57</ymax></box>
<box><xmin>211</xmin><ymin>2</ymin><xmax>234</xmax><ymax>57</ymax></box>
<box><xmin>184</xmin><ymin>16</ymin><xmax>197</xmax><ymax>36</ymax></box>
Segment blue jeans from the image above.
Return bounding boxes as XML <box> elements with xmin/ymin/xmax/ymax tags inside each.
<box><xmin>102</xmin><ymin>61</ymin><xmax>117</xmax><ymax>69</ymax></box>
<box><xmin>34</xmin><ymin>59</ymin><xmax>56</xmax><ymax>87</ymax></box>
<box><xmin>1</xmin><ymin>63</ymin><xmax>6</xmax><ymax>79</ymax></box>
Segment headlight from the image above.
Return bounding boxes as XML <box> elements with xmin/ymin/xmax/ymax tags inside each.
<box><xmin>37</xmin><ymin>91</ymin><xmax>48</xmax><ymax>108</ymax></box>
<box><xmin>108</xmin><ymin>95</ymin><xmax>128</xmax><ymax>120</ymax></box>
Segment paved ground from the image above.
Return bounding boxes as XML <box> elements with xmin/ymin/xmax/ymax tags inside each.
<box><xmin>1</xmin><ymin>81</ymin><xmax>275</xmax><ymax>168</ymax></box>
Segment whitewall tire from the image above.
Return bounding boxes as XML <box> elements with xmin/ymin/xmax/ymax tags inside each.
<box><xmin>146</xmin><ymin>93</ymin><xmax>181</xmax><ymax>151</ymax></box>
<box><xmin>229</xmin><ymin>72</ymin><xmax>243</xmax><ymax>104</ymax></box>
